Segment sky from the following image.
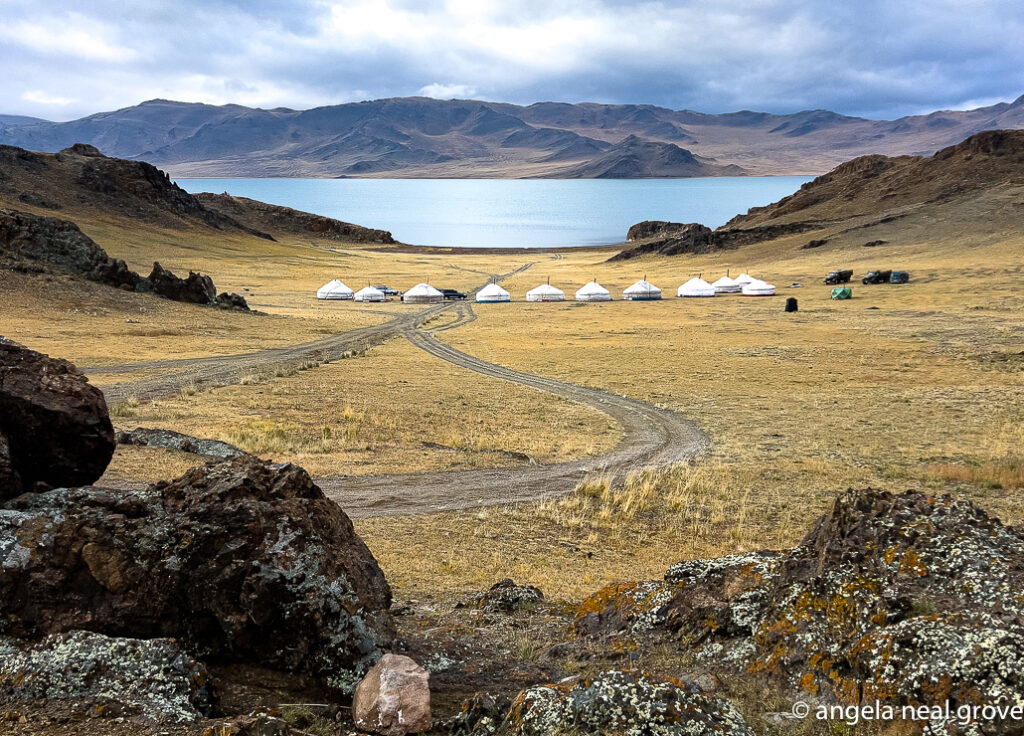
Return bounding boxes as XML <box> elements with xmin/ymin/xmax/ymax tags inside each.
<box><xmin>2</xmin><ymin>0</ymin><xmax>1023</xmax><ymax>122</ymax></box>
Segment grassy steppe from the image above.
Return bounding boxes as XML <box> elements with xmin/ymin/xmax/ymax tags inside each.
<box><xmin>3</xmin><ymin>196</ymin><xmax>1022</xmax><ymax>605</ymax></box>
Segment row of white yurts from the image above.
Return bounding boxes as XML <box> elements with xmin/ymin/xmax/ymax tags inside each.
<box><xmin>316</xmin><ymin>275</ymin><xmax>776</xmax><ymax>303</ymax></box>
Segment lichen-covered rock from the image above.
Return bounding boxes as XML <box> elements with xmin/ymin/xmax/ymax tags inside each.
<box><xmin>0</xmin><ymin>337</ymin><xmax>115</xmax><ymax>496</ymax></box>
<box><xmin>0</xmin><ymin>630</ymin><xmax>215</xmax><ymax>722</ymax></box>
<box><xmin>498</xmin><ymin>670</ymin><xmax>753</xmax><ymax>736</ymax></box>
<box><xmin>0</xmin><ymin>456</ymin><xmax>394</xmax><ymax>690</ymax></box>
<box><xmin>115</xmin><ymin>426</ymin><xmax>247</xmax><ymax>459</ymax></box>
<box><xmin>353</xmin><ymin>653</ymin><xmax>431</xmax><ymax>735</ymax></box>
<box><xmin>477</xmin><ymin>579</ymin><xmax>544</xmax><ymax>613</ymax></box>
<box><xmin>574</xmin><ymin>488</ymin><xmax>1024</xmax><ymax>721</ymax></box>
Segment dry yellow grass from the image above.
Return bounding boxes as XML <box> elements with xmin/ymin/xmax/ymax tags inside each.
<box><xmin>359</xmin><ymin>227</ymin><xmax>1024</xmax><ymax>600</ymax></box>
<box><xmin>8</xmin><ymin>192</ymin><xmax>1023</xmax><ymax>605</ymax></box>
<box><xmin>100</xmin><ymin>336</ymin><xmax>619</xmax><ymax>483</ymax></box>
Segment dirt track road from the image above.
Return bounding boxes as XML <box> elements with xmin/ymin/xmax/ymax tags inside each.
<box><xmin>95</xmin><ymin>267</ymin><xmax>708</xmax><ymax>517</ymax></box>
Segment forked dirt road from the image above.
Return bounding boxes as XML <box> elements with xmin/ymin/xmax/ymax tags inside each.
<box><xmin>93</xmin><ymin>269</ymin><xmax>708</xmax><ymax>517</ymax></box>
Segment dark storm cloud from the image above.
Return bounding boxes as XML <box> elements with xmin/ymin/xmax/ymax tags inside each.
<box><xmin>1</xmin><ymin>0</ymin><xmax>1022</xmax><ymax>121</ymax></box>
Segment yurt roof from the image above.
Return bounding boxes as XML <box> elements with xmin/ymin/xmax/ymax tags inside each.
<box><xmin>318</xmin><ymin>279</ymin><xmax>342</xmax><ymax>291</ymax></box>
<box><xmin>711</xmin><ymin>275</ymin><xmax>737</xmax><ymax>288</ymax></box>
<box><xmin>735</xmin><ymin>273</ymin><xmax>755</xmax><ymax>284</ymax></box>
<box><xmin>354</xmin><ymin>285</ymin><xmax>385</xmax><ymax>297</ymax></box>
<box><xmin>679</xmin><ymin>276</ymin><xmax>714</xmax><ymax>290</ymax></box>
<box><xmin>404</xmin><ymin>282</ymin><xmax>443</xmax><ymax>297</ymax></box>
<box><xmin>478</xmin><ymin>282</ymin><xmax>511</xmax><ymax>297</ymax></box>
<box><xmin>527</xmin><ymin>283</ymin><xmax>565</xmax><ymax>296</ymax></box>
<box><xmin>576</xmin><ymin>280</ymin><xmax>610</xmax><ymax>296</ymax></box>
<box><xmin>624</xmin><ymin>279</ymin><xmax>662</xmax><ymax>295</ymax></box>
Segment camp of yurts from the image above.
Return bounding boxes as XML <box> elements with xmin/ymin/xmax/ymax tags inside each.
<box><xmin>742</xmin><ymin>279</ymin><xmax>777</xmax><ymax>296</ymax></box>
<box><xmin>402</xmin><ymin>283</ymin><xmax>445</xmax><ymax>304</ymax></box>
<box><xmin>476</xmin><ymin>282</ymin><xmax>511</xmax><ymax>303</ymax></box>
<box><xmin>677</xmin><ymin>277</ymin><xmax>716</xmax><ymax>297</ymax></box>
<box><xmin>316</xmin><ymin>279</ymin><xmax>354</xmax><ymax>300</ymax></box>
<box><xmin>734</xmin><ymin>273</ymin><xmax>756</xmax><ymax>286</ymax></box>
<box><xmin>575</xmin><ymin>280</ymin><xmax>612</xmax><ymax>302</ymax></box>
<box><xmin>711</xmin><ymin>275</ymin><xmax>742</xmax><ymax>294</ymax></box>
<box><xmin>526</xmin><ymin>282</ymin><xmax>565</xmax><ymax>302</ymax></box>
<box><xmin>622</xmin><ymin>278</ymin><xmax>662</xmax><ymax>301</ymax></box>
<box><xmin>353</xmin><ymin>285</ymin><xmax>386</xmax><ymax>302</ymax></box>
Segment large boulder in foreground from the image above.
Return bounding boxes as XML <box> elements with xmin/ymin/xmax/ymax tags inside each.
<box><xmin>0</xmin><ymin>630</ymin><xmax>216</xmax><ymax>722</ymax></box>
<box><xmin>0</xmin><ymin>338</ymin><xmax>115</xmax><ymax>497</ymax></box>
<box><xmin>499</xmin><ymin>670</ymin><xmax>752</xmax><ymax>736</ymax></box>
<box><xmin>0</xmin><ymin>456</ymin><xmax>394</xmax><ymax>691</ymax></box>
<box><xmin>574</xmin><ymin>488</ymin><xmax>1024</xmax><ymax>716</ymax></box>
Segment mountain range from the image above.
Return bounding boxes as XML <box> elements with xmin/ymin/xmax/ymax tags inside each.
<box><xmin>1</xmin><ymin>95</ymin><xmax>1023</xmax><ymax>178</ymax></box>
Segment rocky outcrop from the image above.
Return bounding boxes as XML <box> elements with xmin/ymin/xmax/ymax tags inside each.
<box><xmin>0</xmin><ymin>338</ymin><xmax>114</xmax><ymax>497</ymax></box>
<box><xmin>195</xmin><ymin>193</ymin><xmax>397</xmax><ymax>244</ymax></box>
<box><xmin>115</xmin><ymin>427</ymin><xmax>247</xmax><ymax>459</ymax></box>
<box><xmin>0</xmin><ymin>208</ymin><xmax>249</xmax><ymax>309</ymax></box>
<box><xmin>0</xmin><ymin>630</ymin><xmax>216</xmax><ymax>722</ymax></box>
<box><xmin>476</xmin><ymin>579</ymin><xmax>544</xmax><ymax>613</ymax></box>
<box><xmin>610</xmin><ymin>219</ymin><xmax>821</xmax><ymax>261</ymax></box>
<box><xmin>353</xmin><ymin>654</ymin><xmax>431</xmax><ymax>735</ymax></box>
<box><xmin>0</xmin><ymin>208</ymin><xmax>140</xmax><ymax>289</ymax></box>
<box><xmin>0</xmin><ymin>456</ymin><xmax>394</xmax><ymax>691</ymax></box>
<box><xmin>499</xmin><ymin>670</ymin><xmax>752</xmax><ymax>736</ymax></box>
<box><xmin>147</xmin><ymin>261</ymin><xmax>216</xmax><ymax>304</ymax></box>
<box><xmin>574</xmin><ymin>488</ymin><xmax>1024</xmax><ymax>718</ymax></box>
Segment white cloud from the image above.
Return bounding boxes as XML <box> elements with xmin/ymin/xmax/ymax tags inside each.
<box><xmin>418</xmin><ymin>83</ymin><xmax>477</xmax><ymax>99</ymax></box>
<box><xmin>20</xmin><ymin>90</ymin><xmax>77</xmax><ymax>107</ymax></box>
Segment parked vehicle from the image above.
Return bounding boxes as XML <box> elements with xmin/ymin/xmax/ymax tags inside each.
<box><xmin>825</xmin><ymin>269</ymin><xmax>853</xmax><ymax>285</ymax></box>
<box><xmin>374</xmin><ymin>285</ymin><xmax>399</xmax><ymax>297</ymax></box>
<box><xmin>862</xmin><ymin>270</ymin><xmax>892</xmax><ymax>284</ymax></box>
<box><xmin>439</xmin><ymin>288</ymin><xmax>467</xmax><ymax>300</ymax></box>
<box><xmin>890</xmin><ymin>271</ymin><xmax>910</xmax><ymax>284</ymax></box>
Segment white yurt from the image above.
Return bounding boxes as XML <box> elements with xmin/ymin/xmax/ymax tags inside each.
<box><xmin>711</xmin><ymin>275</ymin><xmax>742</xmax><ymax>294</ymax></box>
<box><xmin>476</xmin><ymin>282</ymin><xmax>511</xmax><ymax>303</ymax></box>
<box><xmin>316</xmin><ymin>279</ymin><xmax>354</xmax><ymax>300</ymax></box>
<box><xmin>353</xmin><ymin>285</ymin><xmax>386</xmax><ymax>302</ymax></box>
<box><xmin>575</xmin><ymin>280</ymin><xmax>612</xmax><ymax>302</ymax></box>
<box><xmin>526</xmin><ymin>282</ymin><xmax>565</xmax><ymax>302</ymax></box>
<box><xmin>677</xmin><ymin>277</ymin><xmax>716</xmax><ymax>297</ymax></box>
<box><xmin>622</xmin><ymin>278</ymin><xmax>662</xmax><ymax>301</ymax></box>
<box><xmin>742</xmin><ymin>279</ymin><xmax>776</xmax><ymax>296</ymax></box>
<box><xmin>734</xmin><ymin>273</ymin><xmax>756</xmax><ymax>286</ymax></box>
<box><xmin>402</xmin><ymin>282</ymin><xmax>445</xmax><ymax>304</ymax></box>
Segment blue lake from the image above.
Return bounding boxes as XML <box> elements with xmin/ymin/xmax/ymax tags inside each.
<box><xmin>175</xmin><ymin>177</ymin><xmax>813</xmax><ymax>249</ymax></box>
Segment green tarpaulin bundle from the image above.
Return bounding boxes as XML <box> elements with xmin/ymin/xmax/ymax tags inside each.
<box><xmin>831</xmin><ymin>287</ymin><xmax>852</xmax><ymax>300</ymax></box>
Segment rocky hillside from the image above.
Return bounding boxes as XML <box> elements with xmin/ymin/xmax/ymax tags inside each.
<box><xmin>612</xmin><ymin>129</ymin><xmax>1024</xmax><ymax>260</ymax></box>
<box><xmin>1</xmin><ymin>94</ymin><xmax>1023</xmax><ymax>177</ymax></box>
<box><xmin>727</xmin><ymin>128</ymin><xmax>1024</xmax><ymax>228</ymax></box>
<box><xmin>559</xmin><ymin>135</ymin><xmax>744</xmax><ymax>178</ymax></box>
<box><xmin>0</xmin><ymin>143</ymin><xmax>269</xmax><ymax>234</ymax></box>
<box><xmin>195</xmin><ymin>193</ymin><xmax>395</xmax><ymax>244</ymax></box>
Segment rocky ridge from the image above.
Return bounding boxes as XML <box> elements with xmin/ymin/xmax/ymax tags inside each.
<box><xmin>0</xmin><ymin>208</ymin><xmax>249</xmax><ymax>309</ymax></box>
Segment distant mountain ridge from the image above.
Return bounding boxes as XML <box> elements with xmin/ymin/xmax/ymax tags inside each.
<box><xmin>1</xmin><ymin>95</ymin><xmax>1023</xmax><ymax>178</ymax></box>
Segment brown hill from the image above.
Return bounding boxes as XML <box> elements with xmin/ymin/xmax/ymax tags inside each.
<box><xmin>194</xmin><ymin>193</ymin><xmax>396</xmax><ymax>244</ymax></box>
<box><xmin>727</xmin><ymin>129</ymin><xmax>1024</xmax><ymax>227</ymax></box>
<box><xmin>612</xmin><ymin>129</ymin><xmax>1024</xmax><ymax>260</ymax></box>
<box><xmin>0</xmin><ymin>143</ymin><xmax>397</xmax><ymax>244</ymax></box>
<box><xmin>0</xmin><ymin>143</ymin><xmax>269</xmax><ymax>236</ymax></box>
<box><xmin>558</xmin><ymin>136</ymin><xmax>745</xmax><ymax>178</ymax></box>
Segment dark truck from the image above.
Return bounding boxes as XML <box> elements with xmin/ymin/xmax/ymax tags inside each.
<box><xmin>825</xmin><ymin>269</ymin><xmax>853</xmax><ymax>285</ymax></box>
<box><xmin>439</xmin><ymin>288</ymin><xmax>467</xmax><ymax>300</ymax></box>
<box><xmin>374</xmin><ymin>285</ymin><xmax>399</xmax><ymax>297</ymax></box>
<box><xmin>890</xmin><ymin>271</ymin><xmax>910</xmax><ymax>284</ymax></box>
<box><xmin>862</xmin><ymin>270</ymin><xmax>892</xmax><ymax>284</ymax></box>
